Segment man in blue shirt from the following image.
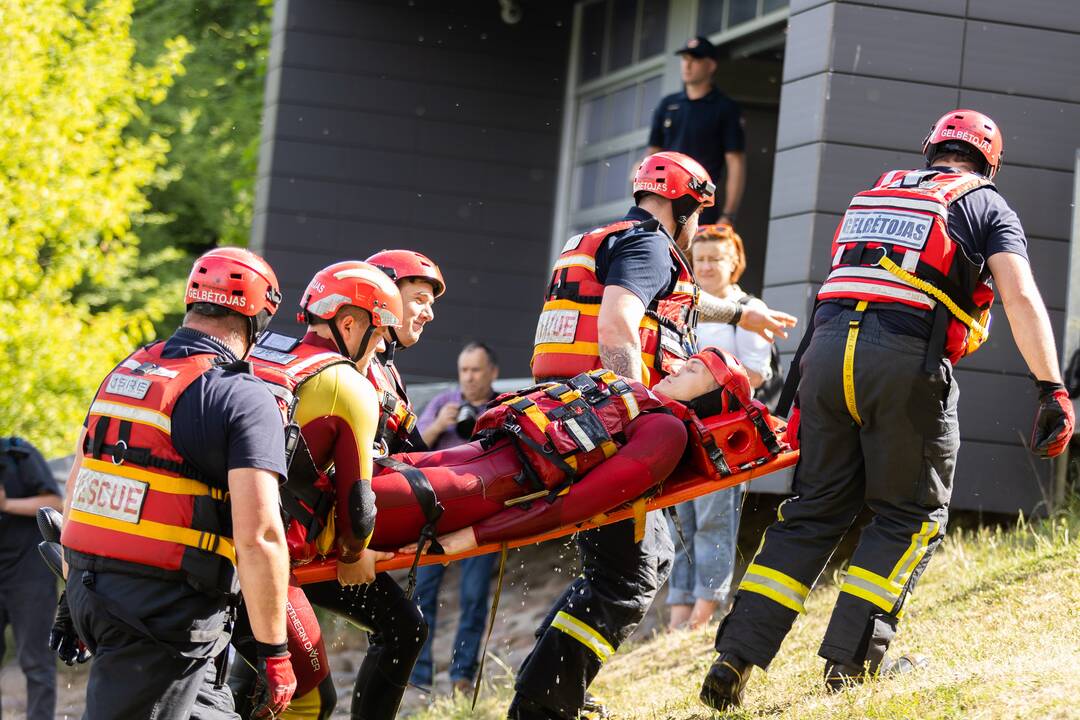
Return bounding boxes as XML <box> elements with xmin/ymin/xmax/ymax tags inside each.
<box><xmin>647</xmin><ymin>36</ymin><xmax>746</xmax><ymax>227</ymax></box>
<box><xmin>411</xmin><ymin>341</ymin><xmax>500</xmax><ymax>695</ymax></box>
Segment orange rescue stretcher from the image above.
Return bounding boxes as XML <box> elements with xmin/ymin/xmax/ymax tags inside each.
<box><xmin>291</xmin><ymin>450</ymin><xmax>799</xmax><ymax>585</ymax></box>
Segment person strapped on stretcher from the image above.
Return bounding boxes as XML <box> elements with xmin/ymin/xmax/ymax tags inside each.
<box><xmin>369</xmin><ymin>346</ymin><xmax>786</xmax><ymax>560</ymax></box>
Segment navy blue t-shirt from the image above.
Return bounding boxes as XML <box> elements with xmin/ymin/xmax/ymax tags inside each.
<box><xmin>594</xmin><ymin>206</ymin><xmax>679</xmax><ymax>307</ymax></box>
<box><xmin>0</xmin><ymin>437</ymin><xmax>61</xmax><ymax>579</ymax></box>
<box><xmin>648</xmin><ymin>88</ymin><xmax>745</xmax><ymax>192</ymax></box>
<box><xmin>164</xmin><ymin>328</ymin><xmax>287</xmax><ymax>487</ymax></box>
<box><xmin>86</xmin><ymin>328</ymin><xmax>287</xmax><ymax>490</ymax></box>
<box><xmin>816</xmin><ymin>167</ymin><xmax>1029</xmax><ymax>337</ymax></box>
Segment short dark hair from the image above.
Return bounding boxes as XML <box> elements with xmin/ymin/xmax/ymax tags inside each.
<box><xmin>460</xmin><ymin>341</ymin><xmax>498</xmax><ymax>368</ymax></box>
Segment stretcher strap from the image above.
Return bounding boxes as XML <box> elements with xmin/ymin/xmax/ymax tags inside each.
<box><xmin>375</xmin><ymin>456</ymin><xmax>445</xmax><ymax>598</ymax></box>
<box><xmin>843</xmin><ymin>301</ymin><xmax>869</xmax><ymax>425</ymax></box>
<box><xmin>471</xmin><ymin>544</ymin><xmax>508</xmax><ymax>710</ymax></box>
<box><xmin>68</xmin><ymin>508</ymin><xmax>237</xmax><ymax>564</ymax></box>
<box><xmin>877</xmin><ymin>254</ymin><xmax>987</xmax><ymax>342</ymax></box>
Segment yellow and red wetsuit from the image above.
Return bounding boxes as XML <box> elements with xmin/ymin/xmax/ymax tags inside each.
<box><xmin>234</xmin><ymin>332</ymin><xmax>382</xmax><ymax>720</ymax></box>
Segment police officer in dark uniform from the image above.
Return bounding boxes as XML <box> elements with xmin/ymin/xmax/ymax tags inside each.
<box><xmin>700</xmin><ymin>109</ymin><xmax>1075</xmax><ymax>710</ymax></box>
<box><xmin>0</xmin><ymin>437</ymin><xmax>62</xmax><ymax>720</ymax></box>
<box><xmin>646</xmin><ymin>36</ymin><xmax>746</xmax><ymax>226</ymax></box>
<box><xmin>59</xmin><ymin>248</ymin><xmax>297</xmax><ymax>719</ymax></box>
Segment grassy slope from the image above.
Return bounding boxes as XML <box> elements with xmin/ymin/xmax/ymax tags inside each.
<box><xmin>410</xmin><ymin>505</ymin><xmax>1080</xmax><ymax>720</ymax></box>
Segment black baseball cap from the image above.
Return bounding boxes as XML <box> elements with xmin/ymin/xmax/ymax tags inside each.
<box><xmin>675</xmin><ymin>36</ymin><xmax>717</xmax><ymax>60</ymax></box>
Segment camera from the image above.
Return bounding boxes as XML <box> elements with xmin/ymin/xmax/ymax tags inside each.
<box><xmin>455</xmin><ymin>403</ymin><xmax>480</xmax><ymax>438</ymax></box>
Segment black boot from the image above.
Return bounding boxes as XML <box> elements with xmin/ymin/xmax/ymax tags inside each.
<box><xmin>824</xmin><ymin>654</ymin><xmax>928</xmax><ymax>692</ymax></box>
<box><xmin>699</xmin><ymin>652</ymin><xmax>753</xmax><ymax>711</ymax></box>
<box><xmin>507</xmin><ymin>694</ymin><xmax>571</xmax><ymax>720</ymax></box>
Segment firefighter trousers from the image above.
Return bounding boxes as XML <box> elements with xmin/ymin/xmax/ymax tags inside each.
<box><xmin>512</xmin><ymin>511</ymin><xmax>673</xmax><ymax>718</ymax></box>
<box><xmin>715</xmin><ymin>309</ymin><xmax>957</xmax><ymax>671</ymax></box>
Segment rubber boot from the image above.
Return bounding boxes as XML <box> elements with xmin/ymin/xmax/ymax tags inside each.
<box><xmin>699</xmin><ymin>652</ymin><xmax>753</xmax><ymax>711</ymax></box>
<box><xmin>824</xmin><ymin>654</ymin><xmax>928</xmax><ymax>692</ymax></box>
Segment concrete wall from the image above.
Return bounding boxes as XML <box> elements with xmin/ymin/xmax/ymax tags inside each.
<box><xmin>764</xmin><ymin>0</ymin><xmax>1079</xmax><ymax>513</ymax></box>
<box><xmin>252</xmin><ymin>0</ymin><xmax>572</xmax><ymax>381</ymax></box>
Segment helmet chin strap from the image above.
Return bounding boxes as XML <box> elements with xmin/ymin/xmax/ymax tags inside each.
<box><xmin>329</xmin><ymin>318</ymin><xmax>376</xmax><ymax>363</ymax></box>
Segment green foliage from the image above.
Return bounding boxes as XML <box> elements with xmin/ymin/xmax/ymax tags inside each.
<box><xmin>0</xmin><ymin>0</ymin><xmax>190</xmax><ymax>456</ymax></box>
<box><xmin>130</xmin><ymin>0</ymin><xmax>273</xmax><ymax>265</ymax></box>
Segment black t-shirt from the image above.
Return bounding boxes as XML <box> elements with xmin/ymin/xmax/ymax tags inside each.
<box><xmin>0</xmin><ymin>437</ymin><xmax>61</xmax><ymax>579</ymax></box>
<box><xmin>648</xmin><ymin>88</ymin><xmax>745</xmax><ymax>191</ymax></box>
<box><xmin>594</xmin><ymin>206</ymin><xmax>680</xmax><ymax>307</ymax></box>
<box><xmin>816</xmin><ymin>167</ymin><xmax>1029</xmax><ymax>337</ymax></box>
<box><xmin>164</xmin><ymin>328</ymin><xmax>288</xmax><ymax>487</ymax></box>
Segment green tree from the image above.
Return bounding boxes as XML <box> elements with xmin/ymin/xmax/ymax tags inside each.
<box><xmin>132</xmin><ymin>0</ymin><xmax>273</xmax><ymax>252</ymax></box>
<box><xmin>0</xmin><ymin>0</ymin><xmax>190</xmax><ymax>457</ymax></box>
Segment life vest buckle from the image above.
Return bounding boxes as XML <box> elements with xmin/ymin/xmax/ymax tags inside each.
<box><xmin>111</xmin><ymin>439</ymin><xmax>128</xmax><ymax>466</ymax></box>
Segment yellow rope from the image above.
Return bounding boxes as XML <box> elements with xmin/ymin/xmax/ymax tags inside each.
<box><xmin>842</xmin><ymin>301</ymin><xmax>868</xmax><ymax>425</ymax></box>
<box><xmin>877</xmin><ymin>254</ymin><xmax>988</xmax><ymax>343</ymax></box>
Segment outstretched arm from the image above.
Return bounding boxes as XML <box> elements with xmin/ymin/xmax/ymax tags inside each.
<box><xmin>989</xmin><ymin>251</ymin><xmax>1062</xmax><ymax>382</ymax></box>
<box><xmin>697</xmin><ymin>292</ymin><xmax>797</xmax><ymax>342</ymax></box>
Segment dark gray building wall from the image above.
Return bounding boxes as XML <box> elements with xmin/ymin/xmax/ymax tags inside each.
<box><xmin>252</xmin><ymin>0</ymin><xmax>572</xmax><ymax>381</ymax></box>
<box><xmin>765</xmin><ymin>0</ymin><xmax>1078</xmax><ymax>513</ymax></box>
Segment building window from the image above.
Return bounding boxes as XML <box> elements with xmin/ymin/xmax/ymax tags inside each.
<box><xmin>577</xmin><ymin>0</ymin><xmax>670</xmax><ymax>83</ymax></box>
<box><xmin>698</xmin><ymin>0</ymin><xmax>789</xmax><ymax>37</ymax></box>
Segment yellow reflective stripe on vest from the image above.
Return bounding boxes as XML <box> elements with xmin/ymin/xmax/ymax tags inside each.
<box><xmin>80</xmin><ymin>458</ymin><xmax>222</xmax><ymax>500</ymax></box>
<box><xmin>89</xmin><ymin>400</ymin><xmax>171</xmax><ymax>434</ymax></box>
<box><xmin>553</xmin><ymin>254</ymin><xmax>597</xmax><ymax>272</ymax></box>
<box><xmin>551</xmin><ymin>611</ymin><xmax>615</xmax><ymax>662</ymax></box>
<box><xmin>840</xmin><ymin>565</ymin><xmax>903</xmax><ymax>614</ymax></box>
<box><xmin>877</xmin><ymin>254</ymin><xmax>988</xmax><ymax>343</ymax></box>
<box><xmin>68</xmin><ymin>509</ymin><xmax>236</xmax><ymax>564</ymax></box>
<box><xmin>539</xmin><ymin>298</ymin><xmax>601</xmax><ymax>316</ymax></box>
<box><xmin>739</xmin><ymin>563</ymin><xmax>810</xmax><ymax>614</ymax></box>
<box><xmin>532</xmin><ymin>342</ymin><xmax>657</xmax><ymax>370</ymax></box>
<box><xmin>843</xmin><ymin>301</ymin><xmax>869</xmax><ymax>425</ymax></box>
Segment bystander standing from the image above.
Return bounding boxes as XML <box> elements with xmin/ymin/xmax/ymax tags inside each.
<box><xmin>0</xmin><ymin>437</ymin><xmax>63</xmax><ymax>720</ymax></box>
<box><xmin>412</xmin><ymin>341</ymin><xmax>500</xmax><ymax>694</ymax></box>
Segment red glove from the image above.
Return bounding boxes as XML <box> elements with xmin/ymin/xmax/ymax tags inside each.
<box><xmin>251</xmin><ymin>643</ymin><xmax>297</xmax><ymax>719</ymax></box>
<box><xmin>1031</xmin><ymin>380</ymin><xmax>1074</xmax><ymax>458</ymax></box>
<box><xmin>783</xmin><ymin>407</ymin><xmax>800</xmax><ymax>451</ymax></box>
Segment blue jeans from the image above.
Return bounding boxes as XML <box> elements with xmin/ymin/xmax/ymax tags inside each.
<box><xmin>666</xmin><ymin>485</ymin><xmax>742</xmax><ymax>605</ymax></box>
<box><xmin>410</xmin><ymin>552</ymin><xmax>497</xmax><ymax>687</ymax></box>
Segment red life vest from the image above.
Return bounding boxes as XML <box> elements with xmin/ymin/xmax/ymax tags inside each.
<box><xmin>472</xmin><ymin>370</ymin><xmax>668</xmax><ymax>497</ymax></box>
<box><xmin>530</xmin><ymin>219</ymin><xmax>699</xmax><ymax>388</ymax></box>
<box><xmin>62</xmin><ymin>343</ymin><xmax>236</xmax><ymax>594</ymax></box>
<box><xmin>367</xmin><ymin>357</ymin><xmax>418</xmax><ymax>454</ymax></box>
<box><xmin>249</xmin><ymin>332</ymin><xmax>353</xmax><ymax>564</ymax></box>
<box><xmin>817</xmin><ymin>169</ymin><xmax>996</xmax><ymax>363</ymax></box>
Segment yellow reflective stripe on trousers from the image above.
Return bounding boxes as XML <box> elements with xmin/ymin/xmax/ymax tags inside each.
<box><xmin>842</xmin><ymin>300</ymin><xmax>869</xmax><ymax>425</ymax></box>
<box><xmin>551</xmin><ymin>611</ymin><xmax>615</xmax><ymax>662</ymax></box>
<box><xmin>840</xmin><ymin>565</ymin><xmax>903</xmax><ymax>614</ymax></box>
<box><xmin>68</xmin><ymin>509</ymin><xmax>237</xmax><ymax>564</ymax></box>
<box><xmin>739</xmin><ymin>563</ymin><xmax>810</xmax><ymax>614</ymax></box>
<box><xmin>890</xmin><ymin>521</ymin><xmax>939</xmax><ymax>586</ymax></box>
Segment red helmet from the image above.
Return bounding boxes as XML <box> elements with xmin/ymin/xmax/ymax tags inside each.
<box><xmin>633</xmin><ymin>151</ymin><xmax>716</xmax><ymax>207</ymax></box>
<box><xmin>692</xmin><ymin>347</ymin><xmax>752</xmax><ymax>410</ymax></box>
<box><xmin>298</xmin><ymin>260</ymin><xmax>403</xmax><ymax>328</ymax></box>
<box><xmin>186</xmin><ymin>247</ymin><xmax>281</xmax><ymax>318</ymax></box>
<box><xmin>922</xmin><ymin>109</ymin><xmax>1003</xmax><ymax>179</ymax></box>
<box><xmin>366</xmin><ymin>249</ymin><xmax>446</xmax><ymax>297</ymax></box>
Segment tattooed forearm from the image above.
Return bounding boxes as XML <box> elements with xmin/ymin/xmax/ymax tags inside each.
<box><xmin>600</xmin><ymin>343</ymin><xmax>642</xmax><ymax>383</ymax></box>
<box><xmin>696</xmin><ymin>290</ymin><xmax>739</xmax><ymax>324</ymax></box>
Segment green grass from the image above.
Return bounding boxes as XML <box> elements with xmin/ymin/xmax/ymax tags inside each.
<box><xmin>408</xmin><ymin>502</ymin><xmax>1080</xmax><ymax>719</ymax></box>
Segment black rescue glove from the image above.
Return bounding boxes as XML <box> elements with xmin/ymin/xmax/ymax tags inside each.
<box><xmin>1031</xmin><ymin>380</ymin><xmax>1075</xmax><ymax>459</ymax></box>
<box><xmin>50</xmin><ymin>591</ymin><xmax>91</xmax><ymax>665</ymax></box>
<box><xmin>250</xmin><ymin>641</ymin><xmax>297</xmax><ymax>719</ymax></box>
